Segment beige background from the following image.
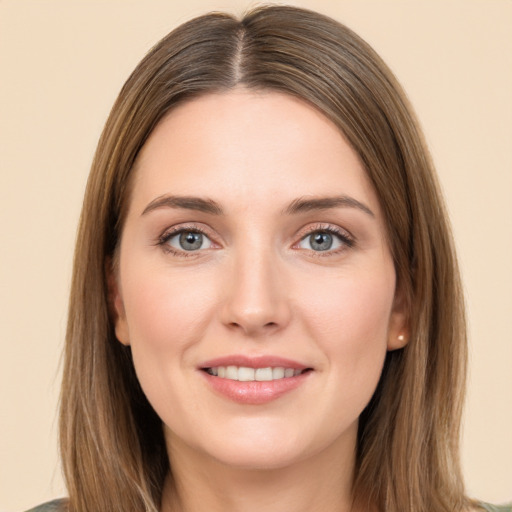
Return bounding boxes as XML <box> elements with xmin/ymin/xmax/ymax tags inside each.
<box><xmin>1</xmin><ymin>1</ymin><xmax>511</xmax><ymax>510</ymax></box>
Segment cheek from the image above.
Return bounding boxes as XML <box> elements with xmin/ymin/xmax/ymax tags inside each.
<box><xmin>121</xmin><ymin>268</ymin><xmax>216</xmax><ymax>362</ymax></box>
<box><xmin>302</xmin><ymin>268</ymin><xmax>395</xmax><ymax>376</ymax></box>
<box><xmin>307</xmin><ymin>267</ymin><xmax>394</xmax><ymax>330</ymax></box>
<box><xmin>120</xmin><ymin>268</ymin><xmax>218</xmax><ymax>427</ymax></box>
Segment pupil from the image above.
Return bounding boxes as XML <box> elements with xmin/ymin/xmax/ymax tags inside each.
<box><xmin>179</xmin><ymin>232</ymin><xmax>202</xmax><ymax>250</ymax></box>
<box><xmin>311</xmin><ymin>232</ymin><xmax>332</xmax><ymax>251</ymax></box>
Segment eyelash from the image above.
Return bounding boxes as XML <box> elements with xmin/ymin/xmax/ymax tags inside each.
<box><xmin>295</xmin><ymin>224</ymin><xmax>355</xmax><ymax>257</ymax></box>
<box><xmin>157</xmin><ymin>224</ymin><xmax>214</xmax><ymax>258</ymax></box>
<box><xmin>156</xmin><ymin>223</ymin><xmax>355</xmax><ymax>258</ymax></box>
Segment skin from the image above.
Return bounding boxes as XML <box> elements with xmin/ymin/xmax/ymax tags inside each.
<box><xmin>112</xmin><ymin>90</ymin><xmax>408</xmax><ymax>512</ymax></box>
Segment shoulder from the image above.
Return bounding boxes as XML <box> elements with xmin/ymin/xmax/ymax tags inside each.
<box><xmin>24</xmin><ymin>498</ymin><xmax>68</xmax><ymax>512</ymax></box>
<box><xmin>477</xmin><ymin>502</ymin><xmax>512</xmax><ymax>512</ymax></box>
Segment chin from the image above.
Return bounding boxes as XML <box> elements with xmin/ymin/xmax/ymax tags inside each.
<box><xmin>195</xmin><ymin>421</ymin><xmax>345</xmax><ymax>472</ymax></box>
<box><xmin>208</xmin><ymin>442</ymin><xmax>308</xmax><ymax>471</ymax></box>
<box><xmin>167</xmin><ymin>419</ymin><xmax>313</xmax><ymax>471</ymax></box>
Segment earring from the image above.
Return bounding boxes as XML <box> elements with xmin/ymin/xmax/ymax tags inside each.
<box><xmin>397</xmin><ymin>334</ymin><xmax>405</xmax><ymax>342</ymax></box>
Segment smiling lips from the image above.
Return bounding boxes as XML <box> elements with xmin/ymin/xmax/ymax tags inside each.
<box><xmin>205</xmin><ymin>366</ymin><xmax>303</xmax><ymax>381</ymax></box>
<box><xmin>200</xmin><ymin>356</ymin><xmax>312</xmax><ymax>405</ymax></box>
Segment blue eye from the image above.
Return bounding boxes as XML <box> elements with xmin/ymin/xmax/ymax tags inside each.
<box><xmin>166</xmin><ymin>230</ymin><xmax>212</xmax><ymax>251</ymax></box>
<box><xmin>298</xmin><ymin>230</ymin><xmax>348</xmax><ymax>252</ymax></box>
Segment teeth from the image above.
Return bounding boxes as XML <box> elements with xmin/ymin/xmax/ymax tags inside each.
<box><xmin>238</xmin><ymin>367</ymin><xmax>255</xmax><ymax>381</ymax></box>
<box><xmin>206</xmin><ymin>365</ymin><xmax>305</xmax><ymax>381</ymax></box>
<box><xmin>272</xmin><ymin>367</ymin><xmax>285</xmax><ymax>379</ymax></box>
<box><xmin>255</xmin><ymin>367</ymin><xmax>272</xmax><ymax>381</ymax></box>
<box><xmin>226</xmin><ymin>366</ymin><xmax>238</xmax><ymax>380</ymax></box>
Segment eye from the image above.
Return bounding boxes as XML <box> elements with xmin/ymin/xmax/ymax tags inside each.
<box><xmin>165</xmin><ymin>230</ymin><xmax>213</xmax><ymax>252</ymax></box>
<box><xmin>297</xmin><ymin>228</ymin><xmax>353</xmax><ymax>253</ymax></box>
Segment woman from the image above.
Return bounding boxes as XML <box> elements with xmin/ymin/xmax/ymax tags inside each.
<box><xmin>26</xmin><ymin>5</ymin><xmax>510</xmax><ymax>512</ymax></box>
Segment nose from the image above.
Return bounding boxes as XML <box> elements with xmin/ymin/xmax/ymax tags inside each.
<box><xmin>219</xmin><ymin>247</ymin><xmax>291</xmax><ymax>337</ymax></box>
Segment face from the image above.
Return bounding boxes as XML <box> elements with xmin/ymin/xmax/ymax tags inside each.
<box><xmin>112</xmin><ymin>90</ymin><xmax>407</xmax><ymax>471</ymax></box>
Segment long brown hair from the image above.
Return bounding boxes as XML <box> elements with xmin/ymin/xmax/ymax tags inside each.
<box><xmin>60</xmin><ymin>5</ymin><xmax>468</xmax><ymax>511</ymax></box>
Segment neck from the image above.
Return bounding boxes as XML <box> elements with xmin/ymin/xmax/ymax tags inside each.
<box><xmin>161</xmin><ymin>426</ymin><xmax>360</xmax><ymax>512</ymax></box>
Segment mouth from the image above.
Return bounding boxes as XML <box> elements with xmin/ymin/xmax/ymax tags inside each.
<box><xmin>202</xmin><ymin>366</ymin><xmax>312</xmax><ymax>381</ymax></box>
<box><xmin>199</xmin><ymin>356</ymin><xmax>313</xmax><ymax>404</ymax></box>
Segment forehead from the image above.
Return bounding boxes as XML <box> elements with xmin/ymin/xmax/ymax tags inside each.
<box><xmin>129</xmin><ymin>89</ymin><xmax>379</xmax><ymax>215</ymax></box>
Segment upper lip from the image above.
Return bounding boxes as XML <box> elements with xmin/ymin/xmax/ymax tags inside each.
<box><xmin>199</xmin><ymin>355</ymin><xmax>310</xmax><ymax>370</ymax></box>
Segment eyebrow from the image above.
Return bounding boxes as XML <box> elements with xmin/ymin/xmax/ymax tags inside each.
<box><xmin>141</xmin><ymin>194</ymin><xmax>374</xmax><ymax>218</ymax></box>
<box><xmin>283</xmin><ymin>195</ymin><xmax>375</xmax><ymax>217</ymax></box>
<box><xmin>141</xmin><ymin>195</ymin><xmax>224</xmax><ymax>216</ymax></box>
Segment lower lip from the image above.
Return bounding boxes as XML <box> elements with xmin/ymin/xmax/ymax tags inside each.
<box><xmin>201</xmin><ymin>371</ymin><xmax>311</xmax><ymax>405</ymax></box>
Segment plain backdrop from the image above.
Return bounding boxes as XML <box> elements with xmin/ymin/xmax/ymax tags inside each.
<box><xmin>1</xmin><ymin>1</ymin><xmax>511</xmax><ymax>510</ymax></box>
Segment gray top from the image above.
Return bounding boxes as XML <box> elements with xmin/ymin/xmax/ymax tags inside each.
<box><xmin>480</xmin><ymin>504</ymin><xmax>512</xmax><ymax>512</ymax></box>
<box><xmin>25</xmin><ymin>499</ymin><xmax>66</xmax><ymax>512</ymax></box>
<box><xmin>25</xmin><ymin>498</ymin><xmax>512</xmax><ymax>511</ymax></box>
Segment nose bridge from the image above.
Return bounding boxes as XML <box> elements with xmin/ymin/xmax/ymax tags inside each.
<box><xmin>221</xmin><ymin>235</ymin><xmax>290</xmax><ymax>336</ymax></box>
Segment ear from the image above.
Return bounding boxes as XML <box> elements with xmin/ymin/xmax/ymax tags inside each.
<box><xmin>106</xmin><ymin>258</ymin><xmax>130</xmax><ymax>346</ymax></box>
<box><xmin>387</xmin><ymin>286</ymin><xmax>409</xmax><ymax>351</ymax></box>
